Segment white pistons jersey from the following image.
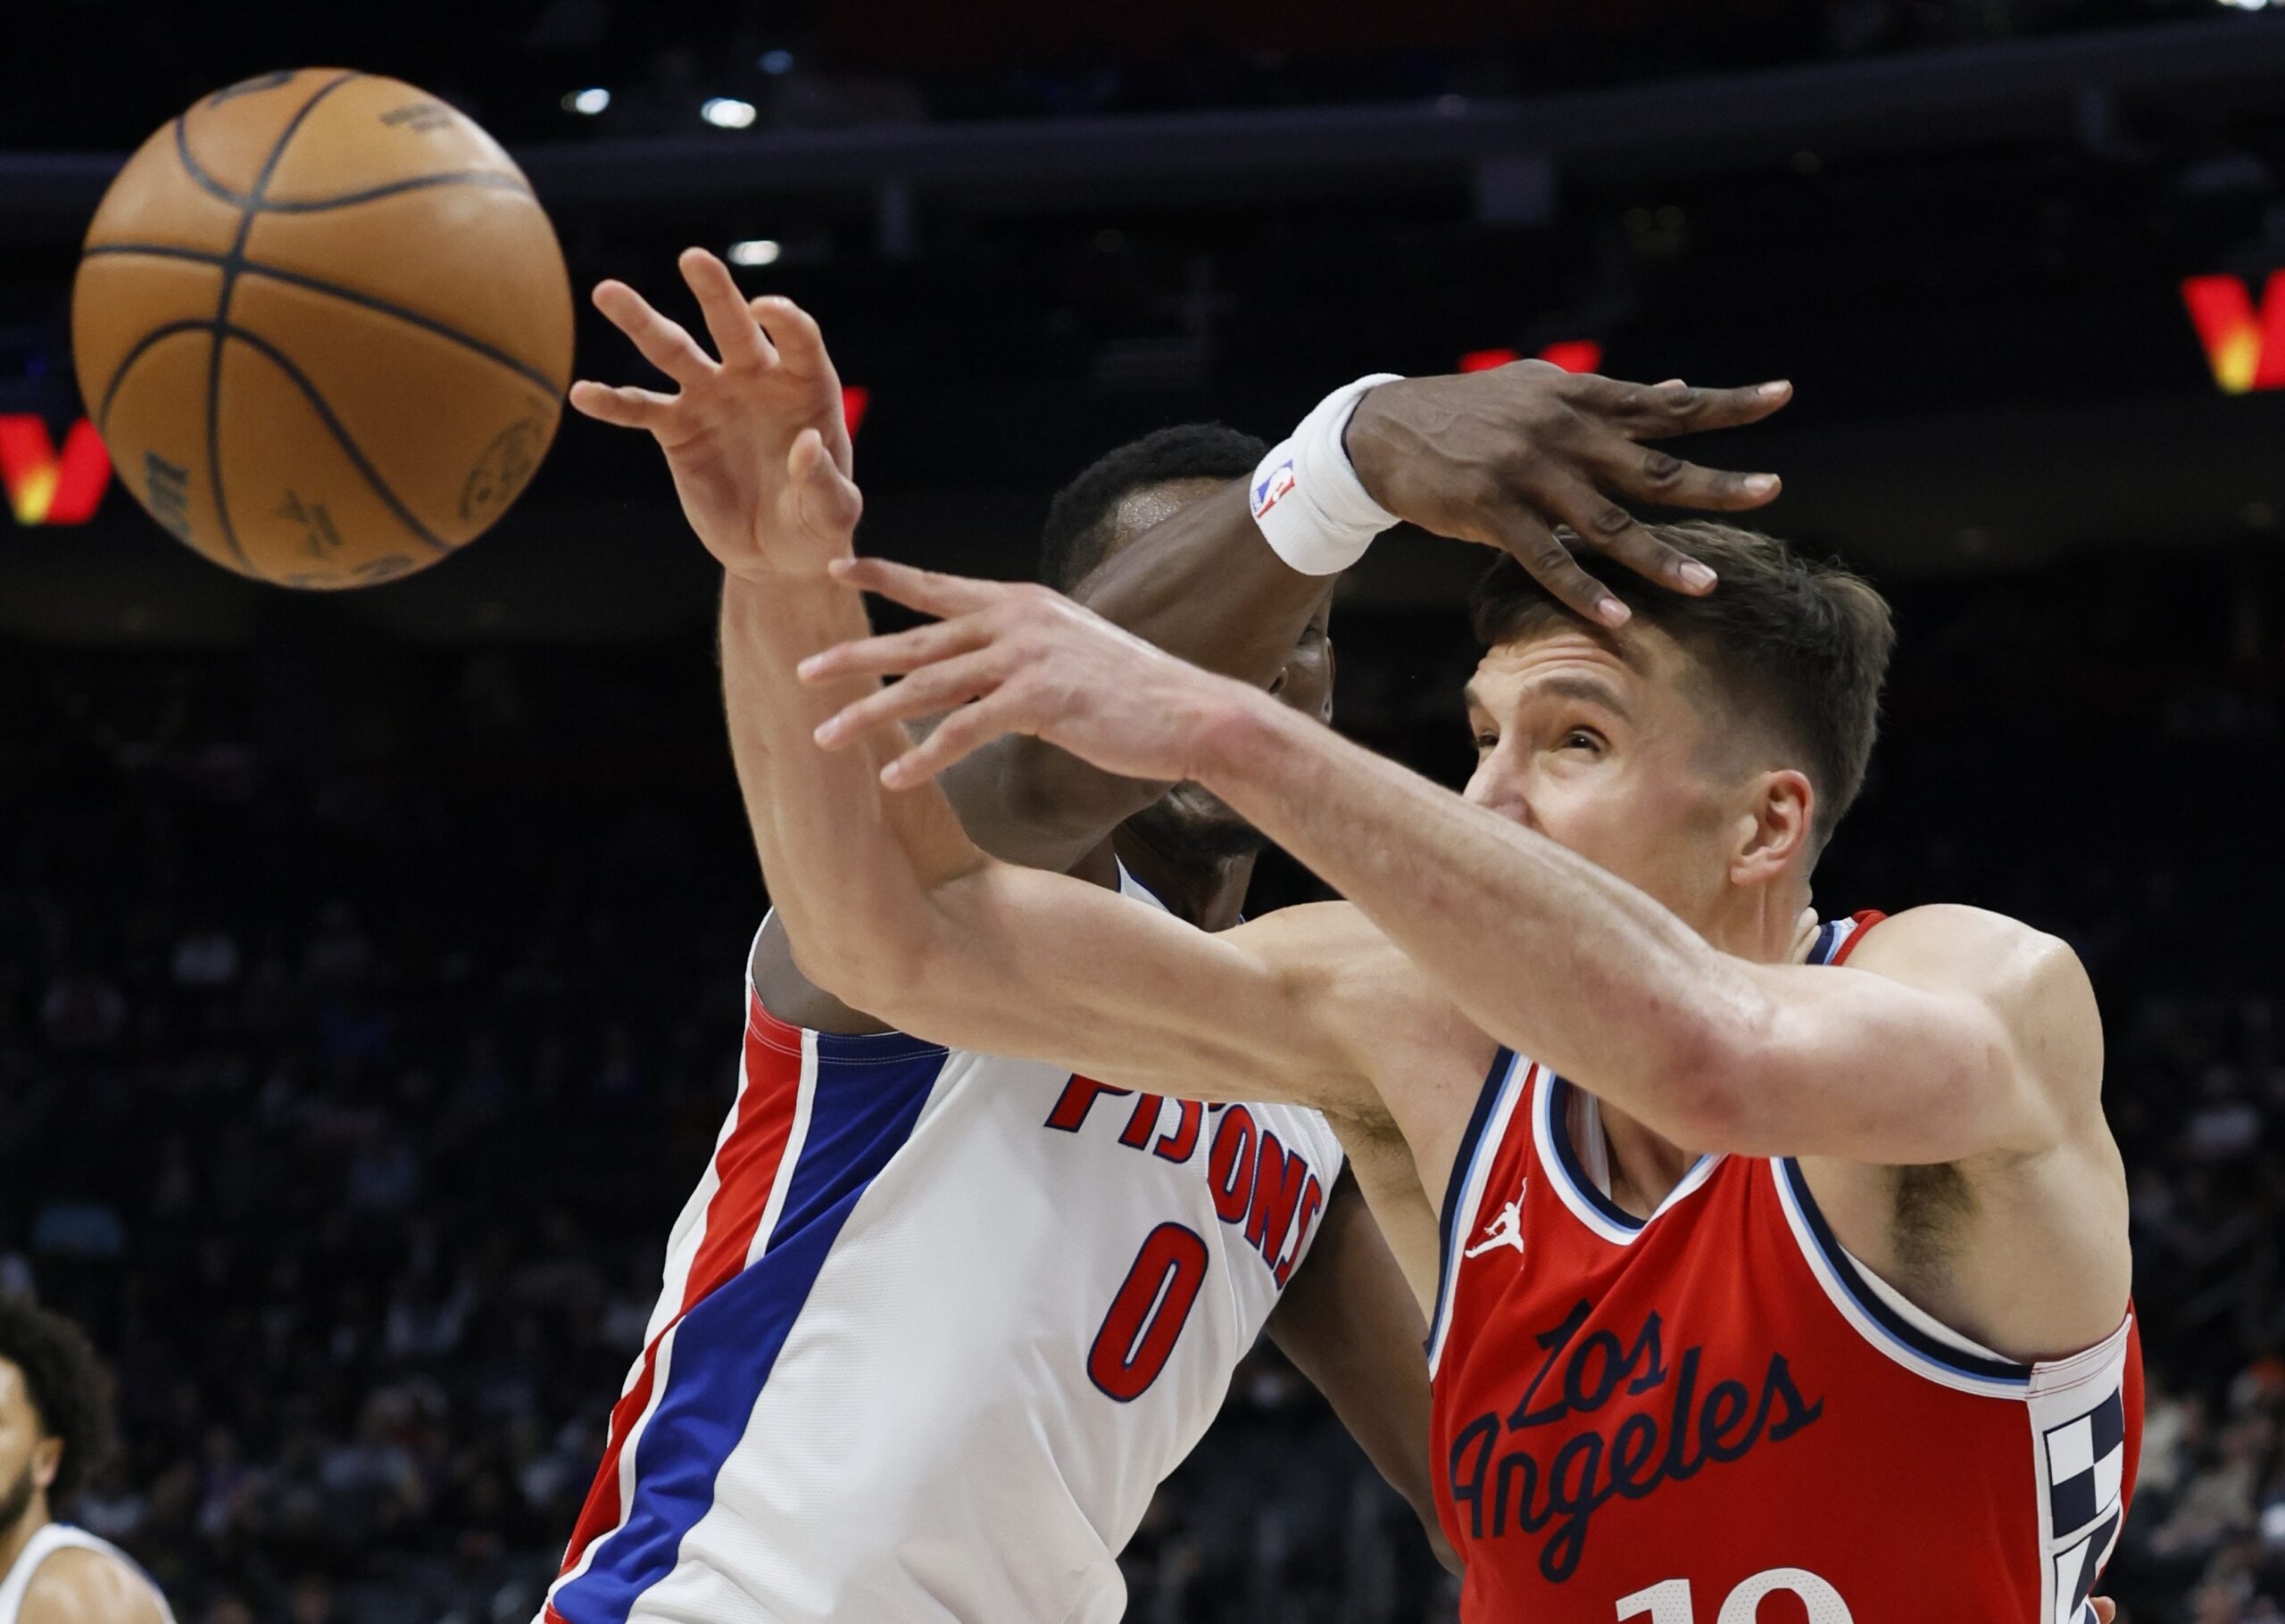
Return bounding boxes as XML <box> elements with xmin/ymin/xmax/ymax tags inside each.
<box><xmin>0</xmin><ymin>1524</ymin><xmax>175</xmax><ymax>1624</ymax></box>
<box><xmin>544</xmin><ymin>868</ymin><xmax>1346</xmax><ymax>1624</ymax></box>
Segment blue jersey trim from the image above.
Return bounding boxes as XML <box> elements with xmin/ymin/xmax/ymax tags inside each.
<box><xmin>551</xmin><ymin>1044</ymin><xmax>948</xmax><ymax>1624</ymax></box>
<box><xmin>1776</xmin><ymin>1156</ymin><xmax>2033</xmax><ymax>1387</ymax></box>
<box><xmin>1427</xmin><ymin>1048</ymin><xmax>1520</xmax><ymax>1358</ymax></box>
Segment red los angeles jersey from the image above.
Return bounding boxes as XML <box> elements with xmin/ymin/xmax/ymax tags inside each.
<box><xmin>1427</xmin><ymin>912</ymin><xmax>2142</xmax><ymax>1624</ymax></box>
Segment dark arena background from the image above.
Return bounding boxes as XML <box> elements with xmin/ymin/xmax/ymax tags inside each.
<box><xmin>4</xmin><ymin>3</ymin><xmax>2285</xmax><ymax>1620</ymax></box>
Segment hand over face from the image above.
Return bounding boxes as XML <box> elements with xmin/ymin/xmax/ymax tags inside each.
<box><xmin>569</xmin><ymin>250</ymin><xmax>859</xmax><ymax>579</ymax></box>
<box><xmin>802</xmin><ymin>559</ymin><xmax>1242</xmax><ymax>789</ymax></box>
<box><xmin>1346</xmin><ymin>361</ymin><xmax>1792</xmax><ymax>627</ymax></box>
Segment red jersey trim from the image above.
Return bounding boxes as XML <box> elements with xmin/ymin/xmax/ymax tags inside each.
<box><xmin>1824</xmin><ymin>907</ymin><xmax>1889</xmax><ymax>965</ymax></box>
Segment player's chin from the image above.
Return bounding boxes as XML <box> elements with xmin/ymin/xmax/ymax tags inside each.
<box><xmin>1143</xmin><ymin>783</ymin><xmax>1267</xmax><ymax>863</ymax></box>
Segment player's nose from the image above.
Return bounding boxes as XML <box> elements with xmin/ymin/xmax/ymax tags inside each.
<box><xmin>1464</xmin><ymin>760</ymin><xmax>1534</xmax><ymax>828</ymax></box>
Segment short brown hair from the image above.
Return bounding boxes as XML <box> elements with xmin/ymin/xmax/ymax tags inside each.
<box><xmin>1469</xmin><ymin>521</ymin><xmax>1895</xmax><ymax>851</ymax></box>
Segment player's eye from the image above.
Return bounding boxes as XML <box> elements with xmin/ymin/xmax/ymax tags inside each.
<box><xmin>1473</xmin><ymin>731</ymin><xmax>1500</xmax><ymax>752</ymax></box>
<box><xmin>1560</xmin><ymin>728</ymin><xmax>1604</xmax><ymax>753</ymax></box>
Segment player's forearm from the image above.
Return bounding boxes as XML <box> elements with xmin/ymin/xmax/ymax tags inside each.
<box><xmin>720</xmin><ymin>572</ymin><xmax>984</xmax><ymax>995</ymax></box>
<box><xmin>946</xmin><ymin>482</ymin><xmax>1332</xmax><ymax>865</ymax></box>
<box><xmin>1192</xmin><ymin>693</ymin><xmax>1769</xmax><ymax>1138</ymax></box>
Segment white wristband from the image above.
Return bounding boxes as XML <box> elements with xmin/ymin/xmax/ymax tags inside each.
<box><xmin>1249</xmin><ymin>373</ymin><xmax>1403</xmax><ymax>576</ymax></box>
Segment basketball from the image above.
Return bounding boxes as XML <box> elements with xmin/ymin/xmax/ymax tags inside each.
<box><xmin>70</xmin><ymin>69</ymin><xmax>573</xmax><ymax>590</ymax></box>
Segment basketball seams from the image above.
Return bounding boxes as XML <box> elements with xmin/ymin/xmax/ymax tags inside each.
<box><xmin>85</xmin><ymin>244</ymin><xmax>567</xmax><ymax>398</ymax></box>
<box><xmin>96</xmin><ymin>321</ymin><xmax>219</xmax><ymax>433</ymax></box>
<box><xmin>206</xmin><ymin>70</ymin><xmax>363</xmax><ymax>576</ymax></box>
<box><xmin>217</xmin><ymin>325</ymin><xmax>452</xmax><ymax>555</ymax></box>
<box><xmin>171</xmin><ymin>117</ymin><xmax>254</xmax><ymax>208</ymax></box>
<box><xmin>98</xmin><ymin>315</ymin><xmax>453</xmax><ymax>559</ymax></box>
<box><xmin>262</xmin><ymin>170</ymin><xmax>536</xmax><ymax>212</ymax></box>
<box><xmin>99</xmin><ymin>68</ymin><xmax>566</xmax><ymax>585</ymax></box>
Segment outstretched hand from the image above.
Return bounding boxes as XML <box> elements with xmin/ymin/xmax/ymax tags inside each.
<box><xmin>569</xmin><ymin>250</ymin><xmax>858</xmax><ymax>579</ymax></box>
<box><xmin>802</xmin><ymin>557</ymin><xmax>1235</xmax><ymax>790</ymax></box>
<box><xmin>1349</xmin><ymin>363</ymin><xmax>1791</xmax><ymax>628</ymax></box>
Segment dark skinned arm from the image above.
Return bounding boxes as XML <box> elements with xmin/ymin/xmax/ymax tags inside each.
<box><xmin>1264</xmin><ymin>1170</ymin><xmax>1459</xmax><ymax>1573</ymax></box>
<box><xmin>750</xmin><ymin>480</ymin><xmax>1332</xmax><ymax>1031</ymax></box>
<box><xmin>763</xmin><ymin>363</ymin><xmax>1793</xmax><ymax>1031</ymax></box>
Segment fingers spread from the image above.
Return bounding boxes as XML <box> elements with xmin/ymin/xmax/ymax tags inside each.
<box><xmin>881</xmin><ymin>697</ymin><xmax>1026</xmax><ymax>789</ymax></box>
<box><xmin>1491</xmin><ymin>506</ymin><xmax>1631</xmax><ymax>627</ymax></box>
<box><xmin>592</xmin><ymin>279</ymin><xmax>715</xmax><ymax>385</ymax></box>
<box><xmin>567</xmin><ymin>380</ymin><xmax>677</xmax><ymax>429</ymax></box>
<box><xmin>1605</xmin><ymin>443</ymin><xmax>1782</xmax><ymax>512</ymax></box>
<box><xmin>826</xmin><ymin>556</ymin><xmax>1011</xmax><ymax>619</ymax></box>
<box><xmin>681</xmin><ymin>248</ymin><xmax>777</xmax><ymax>369</ymax></box>
<box><xmin>1532</xmin><ymin>476</ymin><xmax>1716</xmax><ymax>599</ymax></box>
<box><xmin>748</xmin><ymin>295</ymin><xmax>834</xmax><ymax>381</ymax></box>
<box><xmin>813</xmin><ymin>649</ymin><xmax>1014</xmax><ymax>749</ymax></box>
<box><xmin>798</xmin><ymin>617</ymin><xmax>993</xmax><ymax>684</ymax></box>
<box><xmin>1627</xmin><ymin>378</ymin><xmax>1792</xmax><ymax>439</ymax></box>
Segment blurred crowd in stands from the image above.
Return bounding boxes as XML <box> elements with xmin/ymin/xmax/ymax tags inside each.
<box><xmin>0</xmin><ymin>543</ymin><xmax>2280</xmax><ymax>1623</ymax></box>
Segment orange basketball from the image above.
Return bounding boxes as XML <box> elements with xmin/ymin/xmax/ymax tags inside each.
<box><xmin>71</xmin><ymin>69</ymin><xmax>573</xmax><ymax>589</ymax></box>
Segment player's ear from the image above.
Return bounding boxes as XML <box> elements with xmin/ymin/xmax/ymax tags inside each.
<box><xmin>1728</xmin><ymin>766</ymin><xmax>1813</xmax><ymax>888</ymax></box>
<box><xmin>30</xmin><ymin>1433</ymin><xmax>62</xmax><ymax>1494</ymax></box>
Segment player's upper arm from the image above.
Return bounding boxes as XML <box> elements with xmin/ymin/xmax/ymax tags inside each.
<box><xmin>1685</xmin><ymin>905</ymin><xmax>2104</xmax><ymax>1165</ymax></box>
<box><xmin>19</xmin><ymin>1550</ymin><xmax>170</xmax><ymax>1624</ymax></box>
<box><xmin>829</xmin><ymin>873</ymin><xmax>1394</xmax><ymax>1118</ymax></box>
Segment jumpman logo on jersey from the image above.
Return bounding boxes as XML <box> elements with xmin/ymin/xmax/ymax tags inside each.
<box><xmin>1466</xmin><ymin>1187</ymin><xmax>1526</xmax><ymax>1259</ymax></box>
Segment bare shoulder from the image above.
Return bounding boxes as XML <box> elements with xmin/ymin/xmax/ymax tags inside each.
<box><xmin>1234</xmin><ymin>902</ymin><xmax>1501</xmax><ymax>1171</ymax></box>
<box><xmin>21</xmin><ymin>1547</ymin><xmax>170</xmax><ymax>1624</ymax></box>
<box><xmin>1849</xmin><ymin>904</ymin><xmax>2105</xmax><ymax>1121</ymax></box>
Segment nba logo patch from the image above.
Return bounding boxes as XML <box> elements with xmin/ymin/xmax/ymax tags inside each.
<box><xmin>1252</xmin><ymin>460</ymin><xmax>1297</xmax><ymax>518</ymax></box>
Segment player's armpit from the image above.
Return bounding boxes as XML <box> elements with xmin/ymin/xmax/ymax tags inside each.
<box><xmin>1266</xmin><ymin>1169</ymin><xmax>1458</xmax><ymax>1573</ymax></box>
<box><xmin>1681</xmin><ymin>905</ymin><xmax>2104</xmax><ymax>1165</ymax></box>
<box><xmin>18</xmin><ymin>1550</ymin><xmax>170</xmax><ymax>1624</ymax></box>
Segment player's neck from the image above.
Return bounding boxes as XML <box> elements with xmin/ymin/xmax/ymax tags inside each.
<box><xmin>0</xmin><ymin>1499</ymin><xmax>50</xmax><ymax>1580</ymax></box>
<box><xmin>1109</xmin><ymin>827</ymin><xmax>1256</xmax><ymax>931</ymax></box>
<box><xmin>1698</xmin><ymin>875</ymin><xmax>1816</xmax><ymax>966</ymax></box>
<box><xmin>1594</xmin><ymin>1100</ymin><xmax>1703</xmax><ymax>1216</ymax></box>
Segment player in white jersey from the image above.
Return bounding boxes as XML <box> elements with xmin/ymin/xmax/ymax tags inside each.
<box><xmin>0</xmin><ymin>1301</ymin><xmax>171</xmax><ymax>1624</ymax></box>
<box><xmin>546</xmin><ymin>249</ymin><xmax>1790</xmax><ymax>1624</ymax></box>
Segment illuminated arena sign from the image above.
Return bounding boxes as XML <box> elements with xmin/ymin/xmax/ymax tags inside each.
<box><xmin>1460</xmin><ymin>342</ymin><xmax>1606</xmax><ymax>375</ymax></box>
<box><xmin>0</xmin><ymin>415</ymin><xmax>111</xmax><ymax>526</ymax></box>
<box><xmin>1</xmin><ymin>386</ymin><xmax>873</xmax><ymax>532</ymax></box>
<box><xmin>2181</xmin><ymin>274</ymin><xmax>2285</xmax><ymax>394</ymax></box>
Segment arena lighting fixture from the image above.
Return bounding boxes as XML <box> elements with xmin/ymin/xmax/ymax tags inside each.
<box><xmin>727</xmin><ymin>239</ymin><xmax>782</xmax><ymax>267</ymax></box>
<box><xmin>702</xmin><ymin>96</ymin><xmax>758</xmax><ymax>129</ymax></box>
<box><xmin>760</xmin><ymin>49</ymin><xmax>794</xmax><ymax>74</ymax></box>
<box><xmin>562</xmin><ymin>87</ymin><xmax>611</xmax><ymax>114</ymax></box>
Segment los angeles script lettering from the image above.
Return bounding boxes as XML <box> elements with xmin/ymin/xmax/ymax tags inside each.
<box><xmin>1447</xmin><ymin>1298</ymin><xmax>1824</xmax><ymax>1582</ymax></box>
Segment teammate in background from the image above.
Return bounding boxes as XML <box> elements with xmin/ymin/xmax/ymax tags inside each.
<box><xmin>0</xmin><ymin>1300</ymin><xmax>172</xmax><ymax>1624</ymax></box>
<box><xmin>546</xmin><ymin>248</ymin><xmax>1791</xmax><ymax>1624</ymax></box>
<box><xmin>685</xmin><ymin>294</ymin><xmax>2138</xmax><ymax>1614</ymax></box>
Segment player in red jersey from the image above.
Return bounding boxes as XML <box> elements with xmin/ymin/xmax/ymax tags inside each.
<box><xmin>564</xmin><ymin>257</ymin><xmax>1826</xmax><ymax>1619</ymax></box>
<box><xmin>752</xmin><ymin>404</ymin><xmax>2138</xmax><ymax>1620</ymax></box>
